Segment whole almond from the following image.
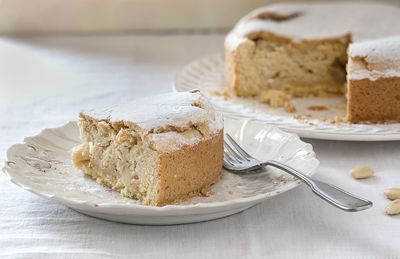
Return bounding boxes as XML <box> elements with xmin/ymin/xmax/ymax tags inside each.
<box><xmin>384</xmin><ymin>188</ymin><xmax>400</xmax><ymax>200</ymax></box>
<box><xmin>350</xmin><ymin>166</ymin><xmax>374</xmax><ymax>179</ymax></box>
<box><xmin>385</xmin><ymin>199</ymin><xmax>400</xmax><ymax>215</ymax></box>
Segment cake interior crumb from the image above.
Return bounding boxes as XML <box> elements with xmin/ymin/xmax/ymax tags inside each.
<box><xmin>259</xmin><ymin>89</ymin><xmax>297</xmax><ymax>113</ymax></box>
<box><xmin>208</xmin><ymin>89</ymin><xmax>230</xmax><ymax>100</ymax></box>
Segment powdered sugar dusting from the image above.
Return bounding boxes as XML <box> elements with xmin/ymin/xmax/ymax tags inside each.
<box><xmin>224</xmin><ymin>33</ymin><xmax>248</xmax><ymax>51</ymax></box>
<box><xmin>225</xmin><ymin>3</ymin><xmax>400</xmax><ymax>50</ymax></box>
<box><xmin>84</xmin><ymin>90</ymin><xmax>222</xmax><ymax>134</ymax></box>
<box><xmin>348</xmin><ymin>36</ymin><xmax>400</xmax><ymax>81</ymax></box>
<box><xmin>148</xmin><ymin>130</ymin><xmax>202</xmax><ymax>152</ymax></box>
<box><xmin>82</xmin><ymin>90</ymin><xmax>223</xmax><ymax>152</ymax></box>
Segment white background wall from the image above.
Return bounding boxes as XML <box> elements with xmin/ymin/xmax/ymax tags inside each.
<box><xmin>1</xmin><ymin>0</ymin><xmax>399</xmax><ymax>35</ymax></box>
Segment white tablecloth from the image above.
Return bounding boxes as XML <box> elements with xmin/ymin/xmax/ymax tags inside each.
<box><xmin>1</xmin><ymin>34</ymin><xmax>399</xmax><ymax>259</ymax></box>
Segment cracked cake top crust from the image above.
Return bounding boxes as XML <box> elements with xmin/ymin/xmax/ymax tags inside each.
<box><xmin>79</xmin><ymin>90</ymin><xmax>223</xmax><ymax>153</ymax></box>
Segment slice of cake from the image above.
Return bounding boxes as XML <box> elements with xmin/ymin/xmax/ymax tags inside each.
<box><xmin>71</xmin><ymin>90</ymin><xmax>223</xmax><ymax>206</ymax></box>
<box><xmin>225</xmin><ymin>3</ymin><xmax>400</xmax><ymax>99</ymax></box>
<box><xmin>346</xmin><ymin>37</ymin><xmax>400</xmax><ymax>123</ymax></box>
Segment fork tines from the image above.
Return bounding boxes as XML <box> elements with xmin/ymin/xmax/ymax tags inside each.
<box><xmin>223</xmin><ymin>133</ymin><xmax>251</xmax><ymax>165</ymax></box>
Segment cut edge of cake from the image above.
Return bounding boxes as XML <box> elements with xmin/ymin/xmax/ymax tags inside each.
<box><xmin>225</xmin><ymin>32</ymin><xmax>350</xmax><ymax>98</ymax></box>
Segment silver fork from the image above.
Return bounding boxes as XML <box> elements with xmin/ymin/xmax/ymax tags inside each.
<box><xmin>223</xmin><ymin>133</ymin><xmax>373</xmax><ymax>212</ymax></box>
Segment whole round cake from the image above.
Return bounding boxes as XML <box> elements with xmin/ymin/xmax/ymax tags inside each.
<box><xmin>225</xmin><ymin>2</ymin><xmax>400</xmax><ymax>123</ymax></box>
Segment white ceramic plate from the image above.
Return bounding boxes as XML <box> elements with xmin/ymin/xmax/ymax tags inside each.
<box><xmin>174</xmin><ymin>54</ymin><xmax>400</xmax><ymax>141</ymax></box>
<box><xmin>3</xmin><ymin>116</ymin><xmax>319</xmax><ymax>225</ymax></box>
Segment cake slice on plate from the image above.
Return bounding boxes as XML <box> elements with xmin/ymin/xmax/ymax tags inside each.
<box><xmin>347</xmin><ymin>37</ymin><xmax>400</xmax><ymax>123</ymax></box>
<box><xmin>71</xmin><ymin>90</ymin><xmax>223</xmax><ymax>206</ymax></box>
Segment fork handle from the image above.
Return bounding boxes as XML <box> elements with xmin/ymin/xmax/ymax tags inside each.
<box><xmin>264</xmin><ymin>160</ymin><xmax>373</xmax><ymax>212</ymax></box>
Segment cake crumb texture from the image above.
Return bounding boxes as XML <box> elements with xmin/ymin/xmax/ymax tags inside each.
<box><xmin>260</xmin><ymin>89</ymin><xmax>290</xmax><ymax>108</ymax></box>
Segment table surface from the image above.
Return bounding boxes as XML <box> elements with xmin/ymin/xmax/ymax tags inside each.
<box><xmin>0</xmin><ymin>34</ymin><xmax>399</xmax><ymax>259</ymax></box>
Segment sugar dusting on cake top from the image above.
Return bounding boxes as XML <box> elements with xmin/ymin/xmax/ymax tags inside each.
<box><xmin>226</xmin><ymin>3</ymin><xmax>400</xmax><ymax>49</ymax></box>
<box><xmin>348</xmin><ymin>36</ymin><xmax>400</xmax><ymax>81</ymax></box>
<box><xmin>81</xmin><ymin>90</ymin><xmax>223</xmax><ymax>151</ymax></box>
<box><xmin>84</xmin><ymin>90</ymin><xmax>222</xmax><ymax>133</ymax></box>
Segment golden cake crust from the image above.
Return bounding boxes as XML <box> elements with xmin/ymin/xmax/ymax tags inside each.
<box><xmin>346</xmin><ymin>77</ymin><xmax>400</xmax><ymax>123</ymax></box>
<box><xmin>156</xmin><ymin>131</ymin><xmax>223</xmax><ymax>206</ymax></box>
